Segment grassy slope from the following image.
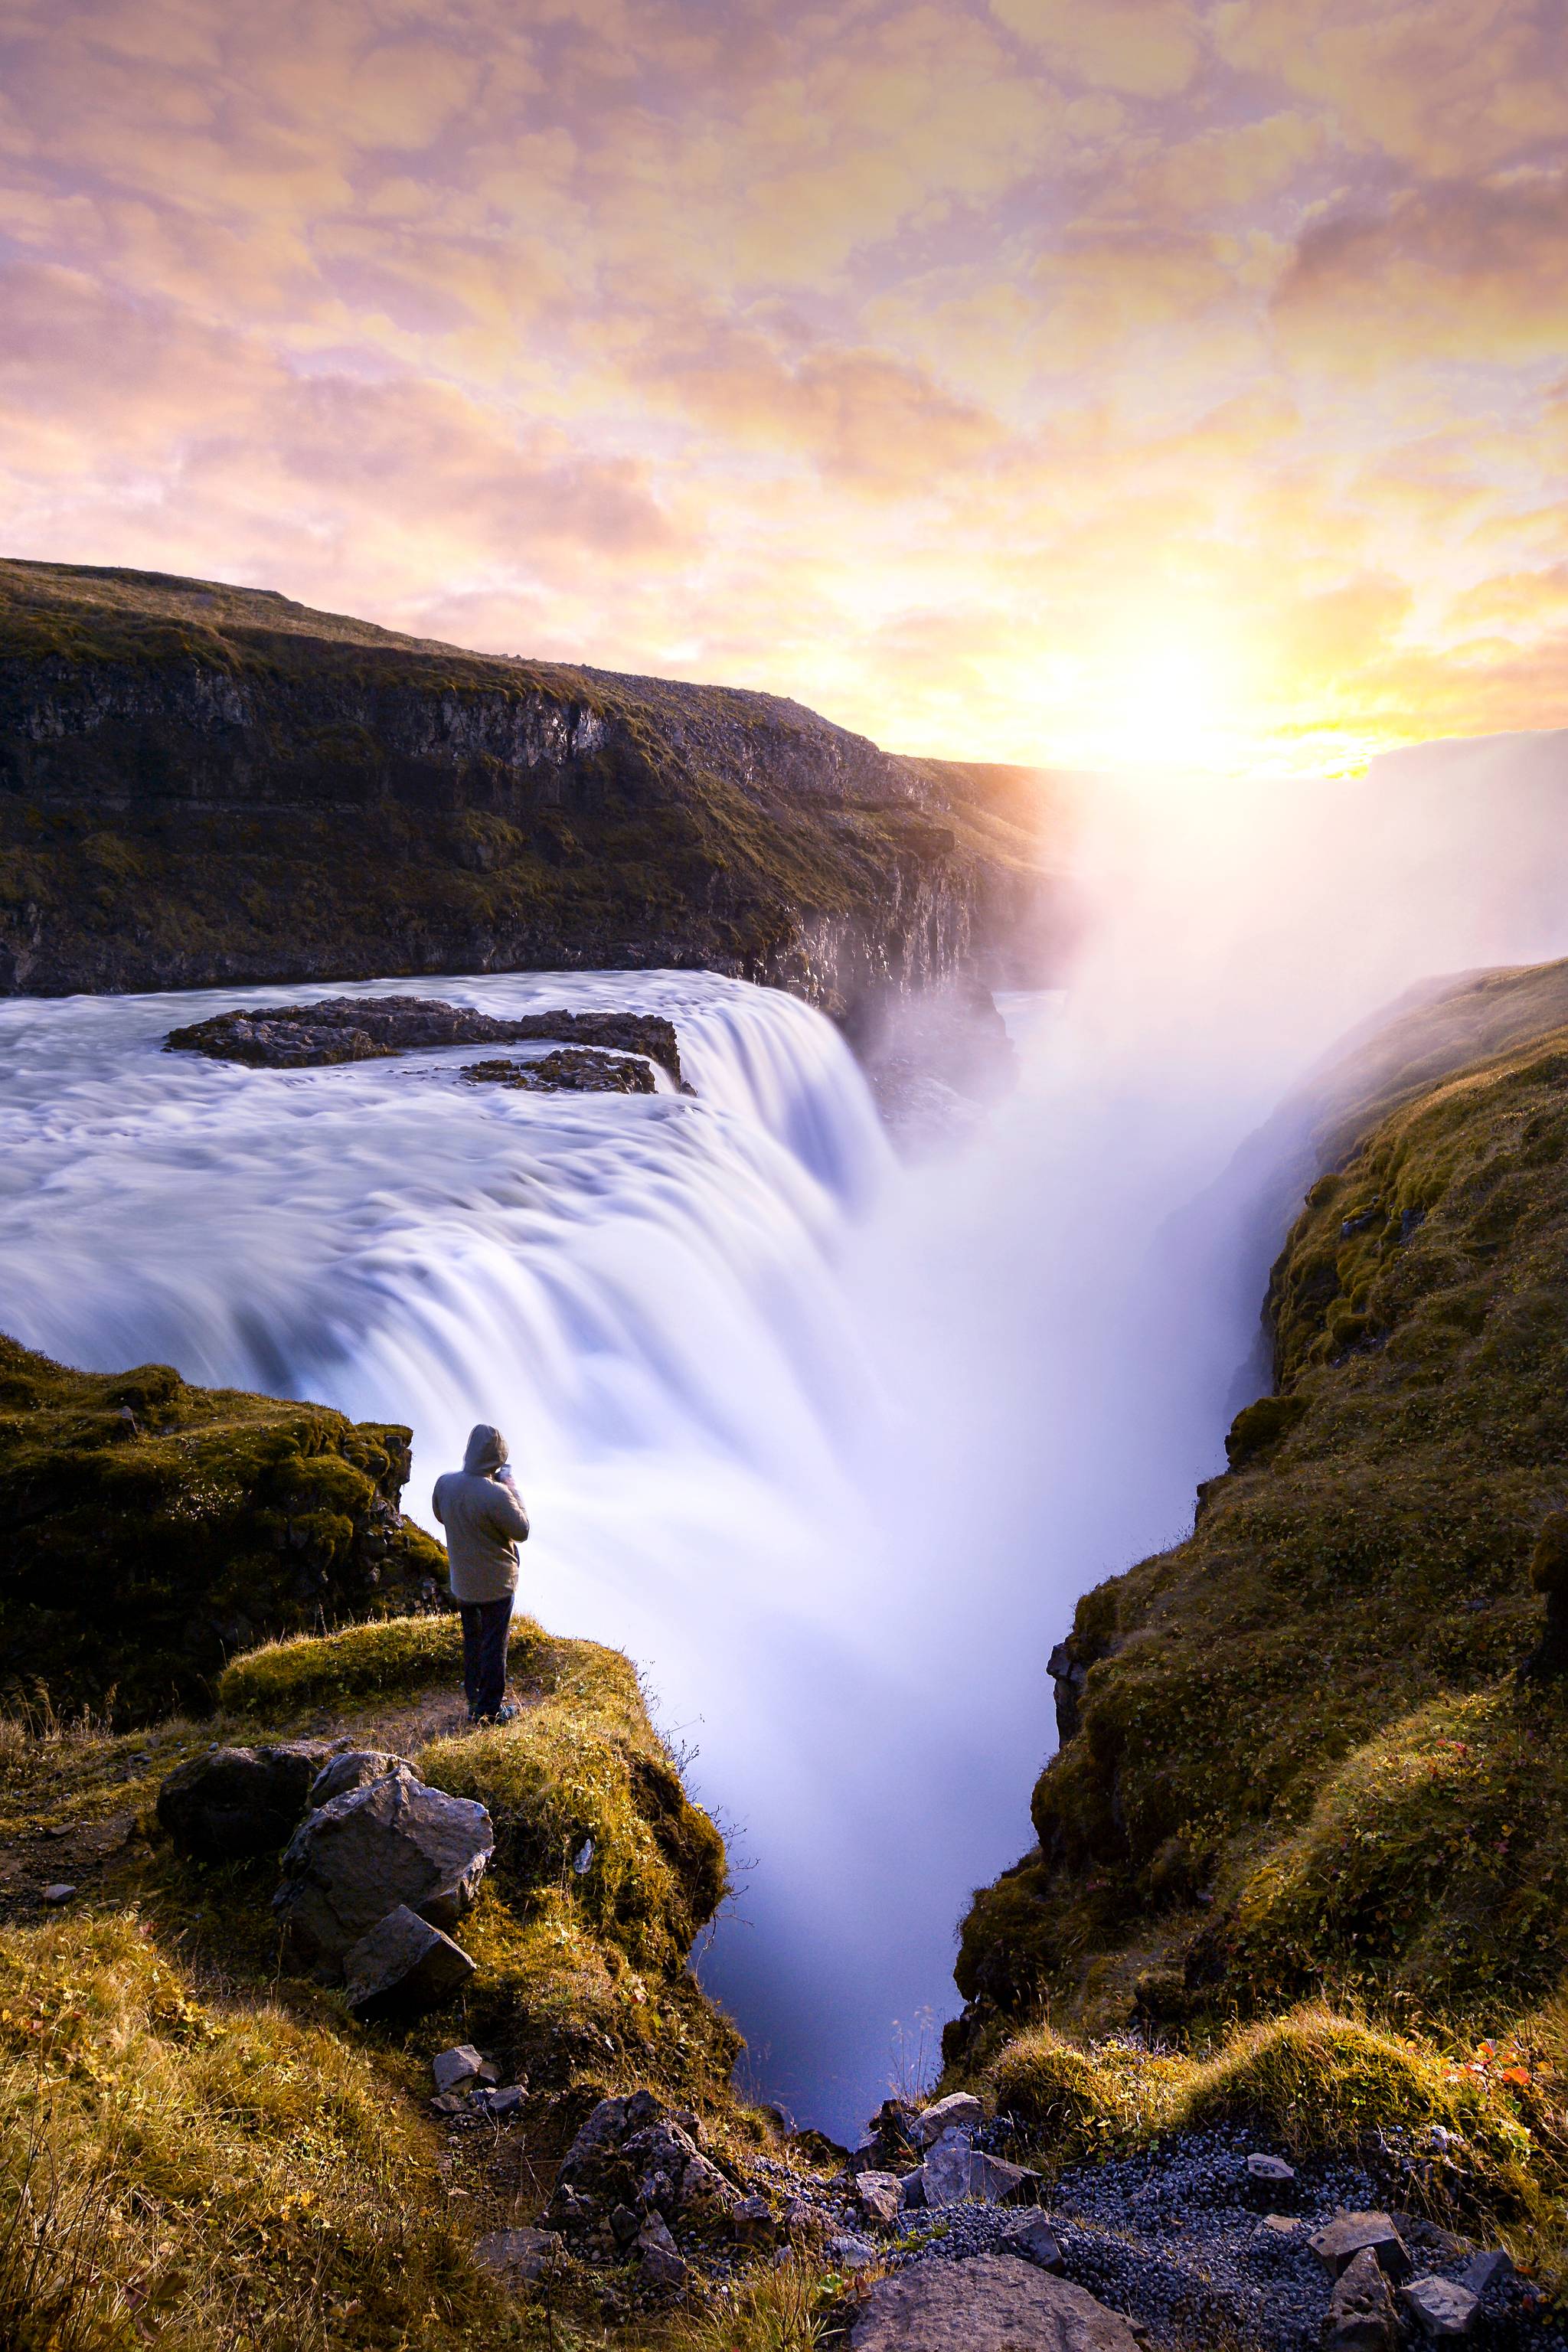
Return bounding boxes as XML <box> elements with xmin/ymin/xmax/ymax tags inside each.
<box><xmin>951</xmin><ymin>955</ymin><xmax>1568</xmax><ymax>2061</ymax></box>
<box><xmin>0</xmin><ymin>560</ymin><xmax>1060</xmax><ymax>1004</ymax></box>
<box><xmin>0</xmin><ymin>1334</ymin><xmax>448</xmax><ymax>1724</ymax></box>
<box><xmin>0</xmin><ymin>1614</ymin><xmax>746</xmax><ymax>2351</ymax></box>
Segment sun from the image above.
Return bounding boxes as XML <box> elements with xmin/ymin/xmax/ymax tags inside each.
<box><xmin>1091</xmin><ymin>632</ymin><xmax>1249</xmax><ymax>775</ymax></box>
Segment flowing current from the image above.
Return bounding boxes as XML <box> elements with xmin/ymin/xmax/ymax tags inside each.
<box><xmin>8</xmin><ymin>728</ymin><xmax>1568</xmax><ymax>2138</ymax></box>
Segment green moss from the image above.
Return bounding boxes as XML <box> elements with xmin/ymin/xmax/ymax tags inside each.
<box><xmin>217</xmin><ymin>1611</ymin><xmax>548</xmax><ymax>1717</ymax></box>
<box><xmin>0</xmin><ymin>1334</ymin><xmax>446</xmax><ymax>1724</ymax></box>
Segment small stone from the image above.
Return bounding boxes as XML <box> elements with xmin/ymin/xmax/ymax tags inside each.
<box><xmin>782</xmin><ymin>2197</ymin><xmax>817</xmax><ymax>2234</ymax></box>
<box><xmin>341</xmin><ymin>1904</ymin><xmax>475</xmax><ymax>2020</ymax></box>
<box><xmin>1401</xmin><ymin>2276</ymin><xmax>1481</xmax><ymax>2340</ymax></box>
<box><xmin>920</xmin><ymin>2128</ymin><xmax>974</xmax><ymax>2207</ymax></box>
<box><xmin>999</xmin><ymin>2210</ymin><xmax>1064</xmax><ymax>2270</ymax></box>
<box><xmin>432</xmin><ymin>2042</ymin><xmax>487</xmax><ymax>2094</ymax></box>
<box><xmin>430</xmin><ymin>2091</ymin><xmax>469</xmax><ymax>2116</ymax></box>
<box><xmin>911</xmin><ymin>2092</ymin><xmax>985</xmax><ymax>2148</ymax></box>
<box><xmin>900</xmin><ymin>2169</ymin><xmax>926</xmax><ymax>2210</ymax></box>
<box><xmin>1246</xmin><ymin>2153</ymin><xmax>1295</xmax><ymax>2182</ymax></box>
<box><xmin>1328</xmin><ymin>2246</ymin><xmax>1399</xmax><ymax>2351</ymax></box>
<box><xmin>610</xmin><ymin>2204</ymin><xmax>642</xmax><ymax>2248</ymax></box>
<box><xmin>474</xmin><ymin>2227</ymin><xmax>563</xmax><ymax>2285</ymax></box>
<box><xmin>855</xmin><ymin>2171</ymin><xmax>903</xmax><ymax>2229</ymax></box>
<box><xmin>1459</xmin><ymin>2249</ymin><xmax>1515</xmax><ymax>2297</ymax></box>
<box><xmin>732</xmin><ymin>2195</ymin><xmax>775</xmax><ymax>2247</ymax></box>
<box><xmin>1259</xmin><ymin>2213</ymin><xmax>1300</xmax><ymax>2236</ymax></box>
<box><xmin>471</xmin><ymin>2083</ymin><xmax>524</xmax><ymax>2118</ymax></box>
<box><xmin>828</xmin><ymin>2233</ymin><xmax>878</xmax><ymax>2270</ymax></box>
<box><xmin>1308</xmin><ymin>2213</ymin><xmax>1410</xmax><ymax>2282</ymax></box>
<box><xmin>635</xmin><ymin>2210</ymin><xmax>688</xmax><ymax>2288</ymax></box>
<box><xmin>41</xmin><ymin>1883</ymin><xmax>77</xmax><ymax>1905</ymax></box>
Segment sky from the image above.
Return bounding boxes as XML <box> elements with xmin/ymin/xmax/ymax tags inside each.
<box><xmin>2</xmin><ymin>0</ymin><xmax>1567</xmax><ymax>773</ymax></box>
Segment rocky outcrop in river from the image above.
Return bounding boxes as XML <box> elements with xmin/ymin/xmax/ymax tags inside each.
<box><xmin>0</xmin><ymin>559</ymin><xmax>1067</xmax><ymax>1010</ymax></box>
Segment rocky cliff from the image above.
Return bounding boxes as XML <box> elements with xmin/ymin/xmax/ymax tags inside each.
<box><xmin>951</xmin><ymin>957</ymin><xmax>1568</xmax><ymax>2064</ymax></box>
<box><xmin>0</xmin><ymin>560</ymin><xmax>1065</xmax><ymax>1008</ymax></box>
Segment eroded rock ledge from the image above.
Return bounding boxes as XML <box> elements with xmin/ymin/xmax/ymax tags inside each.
<box><xmin>164</xmin><ymin>994</ymin><xmax>686</xmax><ymax>1086</ymax></box>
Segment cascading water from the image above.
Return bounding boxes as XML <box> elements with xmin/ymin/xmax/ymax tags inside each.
<box><xmin>8</xmin><ymin>729</ymin><xmax>1568</xmax><ymax>2141</ymax></box>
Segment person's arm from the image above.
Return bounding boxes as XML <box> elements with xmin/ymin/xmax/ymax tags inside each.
<box><xmin>486</xmin><ymin>1481</ymin><xmax>531</xmax><ymax>1544</ymax></box>
<box><xmin>431</xmin><ymin>1475</ymin><xmax>446</xmax><ymax>1526</ymax></box>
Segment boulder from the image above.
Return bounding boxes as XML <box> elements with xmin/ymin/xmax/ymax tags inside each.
<box><xmin>475</xmin><ymin>2228</ymin><xmax>563</xmax><ymax>2285</ymax></box>
<box><xmin>635</xmin><ymin>2210</ymin><xmax>688</xmax><ymax>2288</ymax></box>
<box><xmin>1459</xmin><ymin>2249</ymin><xmax>1515</xmax><ymax>2298</ymax></box>
<box><xmin>1401</xmin><ymin>2277</ymin><xmax>1481</xmax><ymax>2340</ymax></box>
<box><xmin>920</xmin><ymin>2128</ymin><xmax>1038</xmax><ymax>2208</ymax></box>
<box><xmin>850</xmin><ymin>2252</ymin><xmax>1141</xmax><ymax>2350</ymax></box>
<box><xmin>731</xmin><ymin>2195</ymin><xmax>775</xmax><ymax>2248</ymax></box>
<box><xmin>158</xmin><ymin>1741</ymin><xmax>332</xmax><ymax>1860</ymax></box>
<box><xmin>912</xmin><ymin>2092</ymin><xmax>985</xmax><ymax>2148</ymax></box>
<box><xmin>167</xmin><ymin>998</ymin><xmax>686</xmax><ymax>1084</ymax></box>
<box><xmin>341</xmin><ymin>1904</ymin><xmax>476</xmax><ymax>2020</ymax></box>
<box><xmin>1001</xmin><ymin>2210</ymin><xmax>1065</xmax><ymax>2271</ymax></box>
<box><xmin>856</xmin><ymin>2171</ymin><xmax>903</xmax><ymax>2229</ymax></box>
<box><xmin>309</xmin><ymin>1751</ymin><xmax>413</xmax><ymax>1808</ymax></box>
<box><xmin>1327</xmin><ymin>2246</ymin><xmax>1399</xmax><ymax>2351</ymax></box>
<box><xmin>1308</xmin><ymin>2214</ymin><xmax>1410</xmax><ymax>2282</ymax></box>
<box><xmin>432</xmin><ymin>2043</ymin><xmax>493</xmax><ymax>2095</ymax></box>
<box><xmin>273</xmin><ymin>1772</ymin><xmax>493</xmax><ymax>1961</ymax></box>
<box><xmin>460</xmin><ymin>1050</ymin><xmax>657</xmax><ymax>1094</ymax></box>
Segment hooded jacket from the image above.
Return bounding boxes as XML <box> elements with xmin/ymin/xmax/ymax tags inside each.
<box><xmin>432</xmin><ymin>1424</ymin><xmax>531</xmax><ymax>1606</ymax></box>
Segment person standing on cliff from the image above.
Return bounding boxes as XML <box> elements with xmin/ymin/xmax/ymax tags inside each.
<box><xmin>432</xmin><ymin>1424</ymin><xmax>530</xmax><ymax>1725</ymax></box>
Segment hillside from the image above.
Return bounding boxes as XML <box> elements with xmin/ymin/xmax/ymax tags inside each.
<box><xmin>0</xmin><ymin>560</ymin><xmax>1064</xmax><ymax>1007</ymax></box>
<box><xmin>951</xmin><ymin>955</ymin><xmax>1568</xmax><ymax>2063</ymax></box>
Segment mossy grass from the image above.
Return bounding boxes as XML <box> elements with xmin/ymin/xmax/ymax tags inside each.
<box><xmin>217</xmin><ymin>1610</ymin><xmax>551</xmax><ymax>1717</ymax></box>
<box><xmin>0</xmin><ymin>1334</ymin><xmax>446</xmax><ymax>1724</ymax></box>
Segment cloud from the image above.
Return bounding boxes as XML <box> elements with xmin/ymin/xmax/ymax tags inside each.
<box><xmin>991</xmin><ymin>0</ymin><xmax>1202</xmax><ymax>99</ymax></box>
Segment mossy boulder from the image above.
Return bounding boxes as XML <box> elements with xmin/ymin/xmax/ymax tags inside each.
<box><xmin>0</xmin><ymin>1333</ymin><xmax>446</xmax><ymax>1723</ymax></box>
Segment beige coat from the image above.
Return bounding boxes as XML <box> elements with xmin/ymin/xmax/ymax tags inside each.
<box><xmin>433</xmin><ymin>1423</ymin><xmax>531</xmax><ymax>1606</ymax></box>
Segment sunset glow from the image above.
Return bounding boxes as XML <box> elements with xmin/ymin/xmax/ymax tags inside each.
<box><xmin>3</xmin><ymin>2</ymin><xmax>1567</xmax><ymax>771</ymax></box>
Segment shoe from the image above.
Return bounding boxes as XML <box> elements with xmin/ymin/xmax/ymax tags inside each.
<box><xmin>474</xmin><ymin>1700</ymin><xmax>520</xmax><ymax>1727</ymax></box>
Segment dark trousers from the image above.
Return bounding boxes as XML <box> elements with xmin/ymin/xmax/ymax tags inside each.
<box><xmin>459</xmin><ymin>1596</ymin><xmax>512</xmax><ymax>1720</ymax></box>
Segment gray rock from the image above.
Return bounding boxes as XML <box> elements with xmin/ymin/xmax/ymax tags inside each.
<box><xmin>1001</xmin><ymin>2210</ymin><xmax>1065</xmax><ymax>2271</ymax></box>
<box><xmin>635</xmin><ymin>2210</ymin><xmax>688</xmax><ymax>2288</ymax></box>
<box><xmin>41</xmin><ymin>1883</ymin><xmax>77</xmax><ymax>1905</ymax></box>
<box><xmin>828</xmin><ymin>2233</ymin><xmax>878</xmax><ymax>2271</ymax></box>
<box><xmin>158</xmin><ymin>1741</ymin><xmax>331</xmax><ymax>1860</ymax></box>
<box><xmin>1459</xmin><ymin>2249</ymin><xmax>1515</xmax><ymax>2297</ymax></box>
<box><xmin>732</xmin><ymin>2195</ymin><xmax>775</xmax><ymax>2247</ymax></box>
<box><xmin>900</xmin><ymin>2168</ymin><xmax>926</xmax><ymax>2210</ymax></box>
<box><xmin>273</xmin><ymin>1772</ymin><xmax>493</xmax><ymax>1962</ymax></box>
<box><xmin>911</xmin><ymin>2092</ymin><xmax>985</xmax><ymax>2148</ymax></box>
<box><xmin>1327</xmin><ymin>2246</ymin><xmax>1399</xmax><ymax>2350</ymax></box>
<box><xmin>856</xmin><ymin>2171</ymin><xmax>903</xmax><ymax>2229</ymax></box>
<box><xmin>1308</xmin><ymin>2213</ymin><xmax>1410</xmax><ymax>2282</ymax></box>
<box><xmin>474</xmin><ymin>2084</ymin><xmax>525</xmax><ymax>2119</ymax></box>
<box><xmin>850</xmin><ymin>2252</ymin><xmax>1142</xmax><ymax>2350</ymax></box>
<box><xmin>474</xmin><ymin>2227</ymin><xmax>562</xmax><ymax>2285</ymax></box>
<box><xmin>309</xmin><ymin>1751</ymin><xmax>413</xmax><ymax>1808</ymax></box>
<box><xmin>1245</xmin><ymin>2153</ymin><xmax>1295</xmax><ymax>2183</ymax></box>
<box><xmin>432</xmin><ymin>2042</ymin><xmax>489</xmax><ymax>2094</ymax></box>
<box><xmin>782</xmin><ymin>2197</ymin><xmax>817</xmax><ymax>2234</ymax></box>
<box><xmin>341</xmin><ymin>1904</ymin><xmax>476</xmax><ymax>2020</ymax></box>
<box><xmin>1402</xmin><ymin>2276</ymin><xmax>1481</xmax><ymax>2339</ymax></box>
<box><xmin>920</xmin><ymin>2128</ymin><xmax>1038</xmax><ymax>2208</ymax></box>
<box><xmin>1259</xmin><ymin>2213</ymin><xmax>1301</xmax><ymax>2236</ymax></box>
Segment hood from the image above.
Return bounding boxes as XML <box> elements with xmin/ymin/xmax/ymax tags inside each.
<box><xmin>462</xmin><ymin>1423</ymin><xmax>509</xmax><ymax>1476</ymax></box>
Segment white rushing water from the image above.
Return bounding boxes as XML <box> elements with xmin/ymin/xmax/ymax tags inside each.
<box><xmin>7</xmin><ymin>727</ymin><xmax>1568</xmax><ymax>2138</ymax></box>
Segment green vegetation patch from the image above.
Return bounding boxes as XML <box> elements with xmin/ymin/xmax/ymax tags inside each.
<box><xmin>218</xmin><ymin>1610</ymin><xmax>548</xmax><ymax>1718</ymax></box>
<box><xmin>0</xmin><ymin>1336</ymin><xmax>446</xmax><ymax>1725</ymax></box>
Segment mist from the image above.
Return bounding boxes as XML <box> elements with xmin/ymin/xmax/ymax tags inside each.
<box><xmin>706</xmin><ymin>726</ymin><xmax>1568</xmax><ymax>2134</ymax></box>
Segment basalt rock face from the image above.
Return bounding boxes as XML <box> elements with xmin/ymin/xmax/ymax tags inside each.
<box><xmin>165</xmin><ymin>995</ymin><xmax>685</xmax><ymax>1083</ymax></box>
<box><xmin>0</xmin><ymin>1332</ymin><xmax>448</xmax><ymax>1723</ymax></box>
<box><xmin>0</xmin><ymin>560</ymin><xmax>1067</xmax><ymax>1010</ymax></box>
<box><xmin>949</xmin><ymin>956</ymin><xmax>1568</xmax><ymax>2063</ymax></box>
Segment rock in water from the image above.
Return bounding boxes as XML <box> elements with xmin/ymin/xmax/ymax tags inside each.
<box><xmin>850</xmin><ymin>2253</ymin><xmax>1141</xmax><ymax>2350</ymax></box>
<box><xmin>341</xmin><ymin>1904</ymin><xmax>475</xmax><ymax>2020</ymax></box>
<box><xmin>1327</xmin><ymin>2246</ymin><xmax>1399</xmax><ymax>2350</ymax></box>
<box><xmin>158</xmin><ymin>1741</ymin><xmax>332</xmax><ymax>1860</ymax></box>
<box><xmin>165</xmin><ymin>996</ymin><xmax>687</xmax><ymax>1085</ymax></box>
<box><xmin>911</xmin><ymin>2092</ymin><xmax>985</xmax><ymax>2147</ymax></box>
<box><xmin>459</xmin><ymin>1050</ymin><xmax>657</xmax><ymax>1094</ymax></box>
<box><xmin>272</xmin><ymin>1771</ymin><xmax>493</xmax><ymax>1961</ymax></box>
